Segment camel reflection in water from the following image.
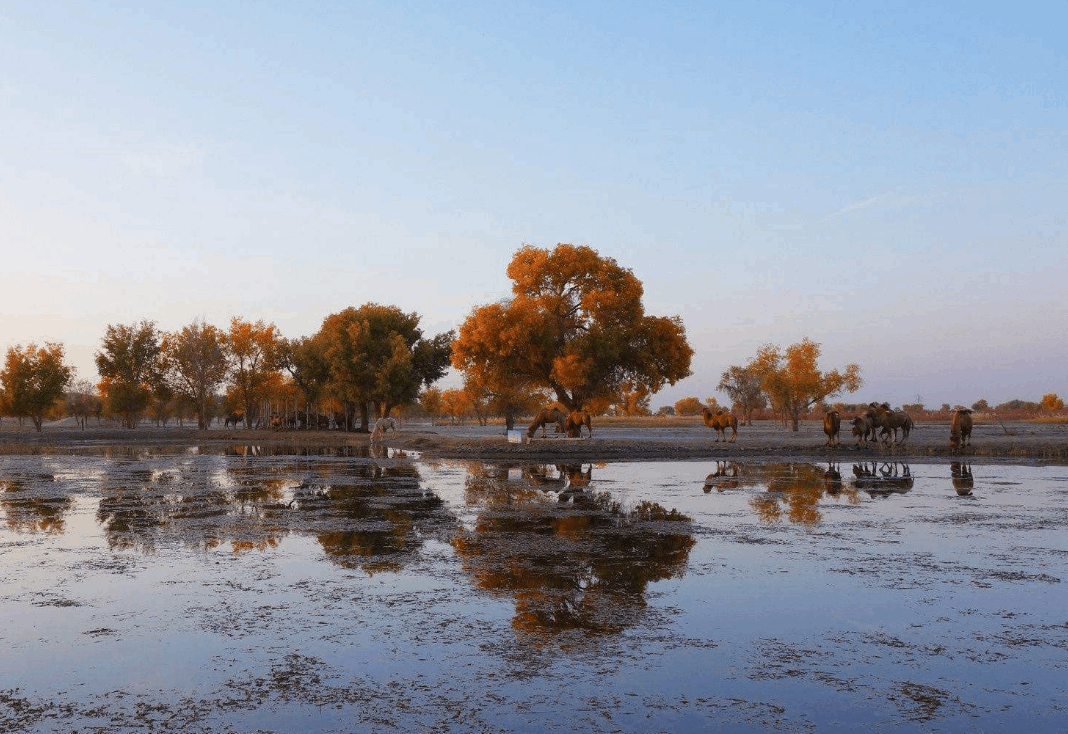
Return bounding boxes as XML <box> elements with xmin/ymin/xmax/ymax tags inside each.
<box><xmin>703</xmin><ymin>461</ymin><xmax>750</xmax><ymax>492</ymax></box>
<box><xmin>454</xmin><ymin>462</ymin><xmax>695</xmax><ymax>637</ymax></box>
<box><xmin>951</xmin><ymin>461</ymin><xmax>975</xmax><ymax>496</ymax></box>
<box><xmin>702</xmin><ymin>462</ymin><xmax>865</xmax><ymax>526</ymax></box>
<box><xmin>851</xmin><ymin>462</ymin><xmax>914</xmax><ymax>497</ymax></box>
<box><xmin>702</xmin><ymin>461</ymin><xmax>933</xmax><ymax>526</ymax></box>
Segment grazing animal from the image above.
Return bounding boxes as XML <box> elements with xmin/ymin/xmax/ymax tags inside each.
<box><xmin>950</xmin><ymin>408</ymin><xmax>973</xmax><ymax>450</ymax></box>
<box><xmin>564</xmin><ymin>410</ymin><xmax>592</xmax><ymax>438</ymax></box>
<box><xmin>224</xmin><ymin>411</ymin><xmax>245</xmax><ymax>429</ymax></box>
<box><xmin>701</xmin><ymin>407</ymin><xmax>738</xmax><ymax>443</ymax></box>
<box><xmin>867</xmin><ymin>403</ymin><xmax>913</xmax><ymax>444</ymax></box>
<box><xmin>823</xmin><ymin>411</ymin><xmax>841</xmax><ymax>446</ymax></box>
<box><xmin>851</xmin><ymin>415</ymin><xmax>875</xmax><ymax>446</ymax></box>
<box><xmin>370</xmin><ymin>416</ymin><xmax>398</xmax><ymax>442</ymax></box>
<box><xmin>527</xmin><ymin>407</ymin><xmax>567</xmax><ymax>438</ymax></box>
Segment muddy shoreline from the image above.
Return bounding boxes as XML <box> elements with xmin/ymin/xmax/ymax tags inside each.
<box><xmin>2</xmin><ymin>419</ymin><xmax>1066</xmax><ymax>463</ymax></box>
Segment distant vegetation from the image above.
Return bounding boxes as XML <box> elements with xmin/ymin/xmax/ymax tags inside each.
<box><xmin>1</xmin><ymin>243</ymin><xmax>1064</xmax><ymax>431</ymax></box>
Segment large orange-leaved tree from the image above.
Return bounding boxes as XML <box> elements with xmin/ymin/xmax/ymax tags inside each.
<box><xmin>452</xmin><ymin>244</ymin><xmax>694</xmax><ymax>415</ymax></box>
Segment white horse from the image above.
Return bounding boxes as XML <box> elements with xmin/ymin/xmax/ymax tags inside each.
<box><xmin>370</xmin><ymin>416</ymin><xmax>398</xmax><ymax>442</ymax></box>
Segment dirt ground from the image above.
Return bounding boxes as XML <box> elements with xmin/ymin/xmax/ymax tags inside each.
<box><xmin>2</xmin><ymin>416</ymin><xmax>1066</xmax><ymax>463</ymax></box>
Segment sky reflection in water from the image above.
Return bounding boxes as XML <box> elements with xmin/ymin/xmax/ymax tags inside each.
<box><xmin>1</xmin><ymin>446</ymin><xmax>1066</xmax><ymax>733</ymax></box>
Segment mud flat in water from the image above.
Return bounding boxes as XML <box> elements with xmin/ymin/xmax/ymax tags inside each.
<box><xmin>2</xmin><ymin>443</ymin><xmax>1066</xmax><ymax>733</ymax></box>
<box><xmin>3</xmin><ymin>418</ymin><xmax>1066</xmax><ymax>462</ymax></box>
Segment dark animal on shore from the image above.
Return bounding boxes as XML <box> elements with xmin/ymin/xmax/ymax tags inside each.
<box><xmin>527</xmin><ymin>407</ymin><xmax>567</xmax><ymax>438</ymax></box>
<box><xmin>851</xmin><ymin>415</ymin><xmax>875</xmax><ymax>446</ymax></box>
<box><xmin>951</xmin><ymin>461</ymin><xmax>974</xmax><ymax>495</ymax></box>
<box><xmin>269</xmin><ymin>414</ymin><xmax>285</xmax><ymax>430</ymax></box>
<box><xmin>867</xmin><ymin>403</ymin><xmax>913</xmax><ymax>444</ymax></box>
<box><xmin>224</xmin><ymin>412</ymin><xmax>244</xmax><ymax>429</ymax></box>
<box><xmin>950</xmin><ymin>408</ymin><xmax>973</xmax><ymax>451</ymax></box>
<box><xmin>701</xmin><ymin>407</ymin><xmax>738</xmax><ymax>443</ymax></box>
<box><xmin>564</xmin><ymin>410</ymin><xmax>592</xmax><ymax>438</ymax></box>
<box><xmin>823</xmin><ymin>411</ymin><xmax>841</xmax><ymax>446</ymax></box>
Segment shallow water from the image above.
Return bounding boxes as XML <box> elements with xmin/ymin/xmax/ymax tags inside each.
<box><xmin>2</xmin><ymin>447</ymin><xmax>1066</xmax><ymax>732</ymax></box>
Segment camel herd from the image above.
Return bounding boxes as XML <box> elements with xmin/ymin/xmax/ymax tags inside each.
<box><xmin>526</xmin><ymin>408</ymin><xmax>593</xmax><ymax>439</ymax></box>
<box><xmin>528</xmin><ymin>401</ymin><xmax>976</xmax><ymax>451</ymax></box>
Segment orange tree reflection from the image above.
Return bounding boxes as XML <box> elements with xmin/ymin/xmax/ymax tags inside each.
<box><xmin>453</xmin><ymin>462</ymin><xmax>695</xmax><ymax>637</ymax></box>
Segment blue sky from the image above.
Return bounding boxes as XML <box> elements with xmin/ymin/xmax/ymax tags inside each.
<box><xmin>2</xmin><ymin>1</ymin><xmax>1066</xmax><ymax>409</ymax></box>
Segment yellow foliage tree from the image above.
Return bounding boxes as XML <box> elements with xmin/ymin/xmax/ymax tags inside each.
<box><xmin>440</xmin><ymin>388</ymin><xmax>473</xmax><ymax>424</ymax></box>
<box><xmin>1</xmin><ymin>342</ymin><xmax>74</xmax><ymax>431</ymax></box>
<box><xmin>452</xmin><ymin>244</ymin><xmax>693</xmax><ymax>413</ymax></box>
<box><xmin>225</xmin><ymin>317</ymin><xmax>281</xmax><ymax>427</ymax></box>
<box><xmin>674</xmin><ymin>397</ymin><xmax>705</xmax><ymax>416</ymax></box>
<box><xmin>750</xmin><ymin>338</ymin><xmax>862</xmax><ymax>432</ymax></box>
<box><xmin>1041</xmin><ymin>393</ymin><xmax>1065</xmax><ymax>412</ymax></box>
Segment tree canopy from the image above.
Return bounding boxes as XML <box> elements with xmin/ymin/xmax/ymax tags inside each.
<box><xmin>717</xmin><ymin>364</ymin><xmax>768</xmax><ymax>425</ymax></box>
<box><xmin>1</xmin><ymin>342</ymin><xmax>74</xmax><ymax>431</ymax></box>
<box><xmin>311</xmin><ymin>303</ymin><xmax>453</xmax><ymax>427</ymax></box>
<box><xmin>749</xmin><ymin>338</ymin><xmax>862</xmax><ymax>431</ymax></box>
<box><xmin>95</xmin><ymin>321</ymin><xmax>162</xmax><ymax>428</ymax></box>
<box><xmin>161</xmin><ymin>319</ymin><xmax>230</xmax><ymax>429</ymax></box>
<box><xmin>452</xmin><ymin>244</ymin><xmax>693</xmax><ymax>412</ymax></box>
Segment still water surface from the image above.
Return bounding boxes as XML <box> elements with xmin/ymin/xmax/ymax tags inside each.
<box><xmin>1</xmin><ymin>447</ymin><xmax>1066</xmax><ymax>732</ymax></box>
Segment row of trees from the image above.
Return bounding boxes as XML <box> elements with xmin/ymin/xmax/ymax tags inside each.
<box><xmin>1</xmin><ymin>306</ymin><xmax>453</xmax><ymax>432</ymax></box>
<box><xmin>9</xmin><ymin>244</ymin><xmax>1062</xmax><ymax>434</ymax></box>
<box><xmin>2</xmin><ymin>244</ymin><xmax>696</xmax><ymax>431</ymax></box>
<box><xmin>92</xmin><ymin>308</ymin><xmax>454</xmax><ymax>431</ymax></box>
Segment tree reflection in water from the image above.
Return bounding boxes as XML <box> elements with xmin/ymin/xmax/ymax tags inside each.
<box><xmin>453</xmin><ymin>462</ymin><xmax>695</xmax><ymax>637</ymax></box>
<box><xmin>1</xmin><ymin>475</ymin><xmax>72</xmax><ymax>534</ymax></box>
<box><xmin>298</xmin><ymin>463</ymin><xmax>448</xmax><ymax>575</ymax></box>
<box><xmin>702</xmin><ymin>462</ymin><xmax>861</xmax><ymax>526</ymax></box>
<box><xmin>92</xmin><ymin>448</ymin><xmax>453</xmax><ymax>572</ymax></box>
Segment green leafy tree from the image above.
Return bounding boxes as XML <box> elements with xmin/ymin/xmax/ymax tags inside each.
<box><xmin>95</xmin><ymin>321</ymin><xmax>162</xmax><ymax>428</ymax></box>
<box><xmin>1</xmin><ymin>342</ymin><xmax>74</xmax><ymax>431</ymax></box>
<box><xmin>65</xmin><ymin>378</ymin><xmax>101</xmax><ymax>430</ymax></box>
<box><xmin>314</xmin><ymin>304</ymin><xmax>453</xmax><ymax>430</ymax></box>
<box><xmin>717</xmin><ymin>365</ymin><xmax>767</xmax><ymax>425</ymax></box>
<box><xmin>161</xmin><ymin>319</ymin><xmax>231</xmax><ymax>429</ymax></box>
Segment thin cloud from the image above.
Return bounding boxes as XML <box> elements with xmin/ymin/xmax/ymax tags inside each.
<box><xmin>838</xmin><ymin>191</ymin><xmax>940</xmax><ymax>216</ymax></box>
<box><xmin>119</xmin><ymin>145</ymin><xmax>202</xmax><ymax>177</ymax></box>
